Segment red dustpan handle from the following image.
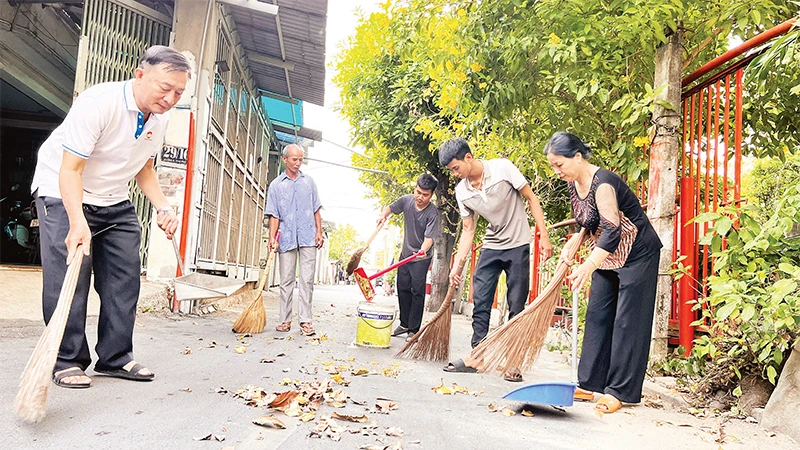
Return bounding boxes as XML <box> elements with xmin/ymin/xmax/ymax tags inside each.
<box><xmin>369</xmin><ymin>250</ymin><xmax>425</xmax><ymax>280</ymax></box>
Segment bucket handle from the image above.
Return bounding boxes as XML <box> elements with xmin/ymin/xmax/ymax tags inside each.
<box><xmin>359</xmin><ymin>317</ymin><xmax>395</xmax><ymax>330</ymax></box>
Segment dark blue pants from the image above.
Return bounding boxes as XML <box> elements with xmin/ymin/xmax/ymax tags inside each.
<box><xmin>36</xmin><ymin>197</ymin><xmax>142</xmax><ymax>373</ymax></box>
<box><xmin>471</xmin><ymin>244</ymin><xmax>530</xmax><ymax>348</ymax></box>
<box><xmin>396</xmin><ymin>258</ymin><xmax>432</xmax><ymax>334</ymax></box>
<box><xmin>578</xmin><ymin>251</ymin><xmax>659</xmax><ymax>403</ymax></box>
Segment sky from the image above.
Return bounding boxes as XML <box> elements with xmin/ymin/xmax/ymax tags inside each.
<box><xmin>302</xmin><ymin>1</ymin><xmax>383</xmax><ymax>241</ymax></box>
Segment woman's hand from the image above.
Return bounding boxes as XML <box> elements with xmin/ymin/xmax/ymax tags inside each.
<box><xmin>567</xmin><ymin>260</ymin><xmax>596</xmax><ymax>292</ymax></box>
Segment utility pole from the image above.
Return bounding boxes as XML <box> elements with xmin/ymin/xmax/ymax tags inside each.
<box><xmin>647</xmin><ymin>26</ymin><xmax>683</xmax><ymax>362</ymax></box>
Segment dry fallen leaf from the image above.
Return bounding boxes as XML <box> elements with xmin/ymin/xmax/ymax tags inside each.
<box><xmin>385</xmin><ymin>427</ymin><xmax>404</xmax><ymax>437</ymax></box>
<box><xmin>183</xmin><ymin>347</ymin><xmax>192</xmax><ymax>355</ymax></box>
<box><xmin>351</xmin><ymin>368</ymin><xmax>370</xmax><ymax>376</ymax></box>
<box><xmin>376</xmin><ymin>399</ymin><xmax>399</xmax><ymax>413</ymax></box>
<box><xmin>331</xmin><ymin>412</ymin><xmax>369</xmax><ymax>423</ymax></box>
<box><xmin>276</xmin><ymin>352</ymin><xmax>286</xmax><ymax>357</ymax></box>
<box><xmin>253</xmin><ymin>415</ymin><xmax>286</xmax><ymax>429</ymax></box>
<box><xmin>260</xmin><ymin>358</ymin><xmax>276</xmax><ymax>364</ymax></box>
<box><xmin>194</xmin><ymin>433</ymin><xmax>225</xmax><ymax>441</ymax></box>
<box><xmin>432</xmin><ymin>382</ymin><xmax>453</xmax><ymax>395</ymax></box>
<box><xmin>300</xmin><ymin>411</ymin><xmax>316</xmax><ymax>422</ymax></box>
<box><xmin>234</xmin><ymin>345</ymin><xmax>247</xmax><ymax>354</ymax></box>
<box><xmin>521</xmin><ymin>410</ymin><xmax>534</xmax><ymax>417</ymax></box>
<box><xmin>181</xmin><ymin>387</ymin><xmax>192</xmax><ymax>393</ymax></box>
<box><xmin>387</xmin><ymin>441</ymin><xmax>403</xmax><ymax>450</ymax></box>
<box><xmin>501</xmin><ymin>408</ymin><xmax>516</xmax><ymax>417</ymax></box>
<box><xmin>268</xmin><ymin>390</ymin><xmax>300</xmax><ymax>409</ymax></box>
<box><xmin>487</xmin><ymin>403</ymin><xmax>499</xmax><ymax>412</ymax></box>
<box><xmin>215</xmin><ymin>387</ymin><xmax>228</xmax><ymax>394</ymax></box>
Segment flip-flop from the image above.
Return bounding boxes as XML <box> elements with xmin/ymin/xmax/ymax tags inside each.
<box><xmin>94</xmin><ymin>362</ymin><xmax>154</xmax><ymax>382</ymax></box>
<box><xmin>443</xmin><ymin>359</ymin><xmax>478</xmax><ymax>373</ymax></box>
<box><xmin>594</xmin><ymin>394</ymin><xmax>622</xmax><ymax>414</ymax></box>
<box><xmin>574</xmin><ymin>387</ymin><xmax>595</xmax><ymax>401</ymax></box>
<box><xmin>53</xmin><ymin>367</ymin><xmax>92</xmax><ymax>389</ymax></box>
<box><xmin>275</xmin><ymin>322</ymin><xmax>291</xmax><ymax>332</ymax></box>
<box><xmin>502</xmin><ymin>370</ymin><xmax>524</xmax><ymax>383</ymax></box>
<box><xmin>300</xmin><ymin>322</ymin><xmax>316</xmax><ymax>336</ymax></box>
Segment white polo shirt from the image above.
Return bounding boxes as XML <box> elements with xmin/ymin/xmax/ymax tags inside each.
<box><xmin>31</xmin><ymin>80</ymin><xmax>168</xmax><ymax>206</ymax></box>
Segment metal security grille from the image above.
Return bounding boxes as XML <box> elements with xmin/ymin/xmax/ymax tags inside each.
<box><xmin>75</xmin><ymin>0</ymin><xmax>172</xmax><ymax>271</ymax></box>
<box><xmin>195</xmin><ymin>10</ymin><xmax>270</xmax><ymax>278</ymax></box>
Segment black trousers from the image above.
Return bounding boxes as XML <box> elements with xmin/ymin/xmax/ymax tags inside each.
<box><xmin>36</xmin><ymin>197</ymin><xmax>142</xmax><ymax>373</ymax></box>
<box><xmin>396</xmin><ymin>257</ymin><xmax>432</xmax><ymax>334</ymax></box>
<box><xmin>578</xmin><ymin>251</ymin><xmax>659</xmax><ymax>403</ymax></box>
<box><xmin>471</xmin><ymin>244</ymin><xmax>530</xmax><ymax>348</ymax></box>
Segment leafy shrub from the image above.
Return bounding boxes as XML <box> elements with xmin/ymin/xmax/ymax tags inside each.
<box><xmin>688</xmin><ymin>184</ymin><xmax>800</xmax><ymax>391</ymax></box>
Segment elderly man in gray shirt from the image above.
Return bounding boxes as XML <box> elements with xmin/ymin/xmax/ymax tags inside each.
<box><xmin>440</xmin><ymin>137</ymin><xmax>552</xmax><ymax>382</ymax></box>
<box><xmin>266</xmin><ymin>144</ymin><xmax>324</xmax><ymax>336</ymax></box>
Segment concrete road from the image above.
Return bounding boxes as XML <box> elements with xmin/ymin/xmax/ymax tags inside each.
<box><xmin>1</xmin><ymin>284</ymin><xmax>795</xmax><ymax>450</ymax></box>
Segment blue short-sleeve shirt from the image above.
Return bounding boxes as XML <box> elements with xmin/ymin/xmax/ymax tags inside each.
<box><xmin>265</xmin><ymin>171</ymin><xmax>322</xmax><ymax>252</ymax></box>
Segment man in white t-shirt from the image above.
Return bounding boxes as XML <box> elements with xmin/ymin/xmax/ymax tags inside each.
<box><xmin>30</xmin><ymin>46</ymin><xmax>191</xmax><ymax>388</ymax></box>
<box><xmin>439</xmin><ymin>137</ymin><xmax>553</xmax><ymax>382</ymax></box>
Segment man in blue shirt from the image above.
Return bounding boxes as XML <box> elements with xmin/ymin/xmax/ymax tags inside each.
<box><xmin>265</xmin><ymin>144</ymin><xmax>324</xmax><ymax>336</ymax></box>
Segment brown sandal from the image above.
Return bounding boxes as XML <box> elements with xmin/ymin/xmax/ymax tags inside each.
<box><xmin>594</xmin><ymin>394</ymin><xmax>623</xmax><ymax>414</ymax></box>
<box><xmin>275</xmin><ymin>322</ymin><xmax>291</xmax><ymax>332</ymax></box>
<box><xmin>300</xmin><ymin>322</ymin><xmax>316</xmax><ymax>336</ymax></box>
<box><xmin>574</xmin><ymin>387</ymin><xmax>595</xmax><ymax>402</ymax></box>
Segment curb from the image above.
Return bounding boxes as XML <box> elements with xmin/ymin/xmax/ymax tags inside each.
<box><xmin>642</xmin><ymin>380</ymin><xmax>691</xmax><ymax>410</ymax></box>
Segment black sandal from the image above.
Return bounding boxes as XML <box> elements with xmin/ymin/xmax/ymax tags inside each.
<box><xmin>94</xmin><ymin>362</ymin><xmax>154</xmax><ymax>381</ymax></box>
<box><xmin>53</xmin><ymin>367</ymin><xmax>92</xmax><ymax>389</ymax></box>
<box><xmin>443</xmin><ymin>359</ymin><xmax>478</xmax><ymax>373</ymax></box>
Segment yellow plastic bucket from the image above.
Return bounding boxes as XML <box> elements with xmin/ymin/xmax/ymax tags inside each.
<box><xmin>355</xmin><ymin>302</ymin><xmax>396</xmax><ymax>348</ymax></box>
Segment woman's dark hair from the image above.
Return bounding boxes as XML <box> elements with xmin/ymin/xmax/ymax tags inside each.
<box><xmin>544</xmin><ymin>132</ymin><xmax>591</xmax><ymax>160</ymax></box>
<box><xmin>416</xmin><ymin>173</ymin><xmax>438</xmax><ymax>192</ymax></box>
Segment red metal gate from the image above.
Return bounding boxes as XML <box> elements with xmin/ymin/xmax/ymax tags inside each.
<box><xmin>674</xmin><ymin>18</ymin><xmax>797</xmax><ymax>352</ymax></box>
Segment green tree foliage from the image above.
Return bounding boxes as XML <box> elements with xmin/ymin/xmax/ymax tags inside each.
<box><xmin>743</xmin><ymin>151</ymin><xmax>800</xmax><ymax>219</ymax></box>
<box><xmin>328</xmin><ymin>224</ymin><xmax>363</xmax><ymax>265</ymax></box>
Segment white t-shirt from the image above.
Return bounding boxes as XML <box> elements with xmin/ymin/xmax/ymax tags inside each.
<box><xmin>31</xmin><ymin>80</ymin><xmax>168</xmax><ymax>206</ymax></box>
<box><xmin>455</xmin><ymin>158</ymin><xmax>532</xmax><ymax>250</ymax></box>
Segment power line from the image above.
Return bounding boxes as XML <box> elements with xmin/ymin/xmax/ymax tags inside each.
<box><xmin>322</xmin><ymin>138</ymin><xmax>369</xmax><ymax>158</ymax></box>
<box><xmin>304</xmin><ymin>157</ymin><xmax>388</xmax><ymax>174</ymax></box>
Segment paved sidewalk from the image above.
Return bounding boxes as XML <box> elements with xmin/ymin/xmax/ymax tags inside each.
<box><xmin>1</xmin><ymin>284</ymin><xmax>795</xmax><ymax>449</ymax></box>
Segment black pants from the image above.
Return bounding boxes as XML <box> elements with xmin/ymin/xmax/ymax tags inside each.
<box><xmin>396</xmin><ymin>258</ymin><xmax>432</xmax><ymax>334</ymax></box>
<box><xmin>471</xmin><ymin>244</ymin><xmax>530</xmax><ymax>348</ymax></box>
<box><xmin>37</xmin><ymin>197</ymin><xmax>142</xmax><ymax>373</ymax></box>
<box><xmin>578</xmin><ymin>251</ymin><xmax>659</xmax><ymax>403</ymax></box>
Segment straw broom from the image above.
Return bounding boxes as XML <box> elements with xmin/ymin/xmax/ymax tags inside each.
<box><xmin>395</xmin><ymin>257</ymin><xmax>468</xmax><ymax>362</ymax></box>
<box><xmin>231</xmin><ymin>240</ymin><xmax>279</xmax><ymax>334</ymax></box>
<box><xmin>470</xmin><ymin>229</ymin><xmax>587</xmax><ymax>375</ymax></box>
<box><xmin>16</xmin><ymin>248</ymin><xmax>85</xmax><ymax>423</ymax></box>
<box><xmin>346</xmin><ymin>221</ymin><xmax>383</xmax><ymax>276</ymax></box>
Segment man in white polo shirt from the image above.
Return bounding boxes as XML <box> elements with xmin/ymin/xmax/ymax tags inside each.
<box><xmin>439</xmin><ymin>137</ymin><xmax>553</xmax><ymax>382</ymax></box>
<box><xmin>30</xmin><ymin>45</ymin><xmax>191</xmax><ymax>388</ymax></box>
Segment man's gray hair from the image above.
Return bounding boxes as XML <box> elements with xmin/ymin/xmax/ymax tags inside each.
<box><xmin>282</xmin><ymin>144</ymin><xmax>304</xmax><ymax>157</ymax></box>
<box><xmin>138</xmin><ymin>45</ymin><xmax>192</xmax><ymax>78</ymax></box>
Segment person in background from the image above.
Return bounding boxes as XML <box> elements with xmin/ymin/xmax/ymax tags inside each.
<box><xmin>266</xmin><ymin>144</ymin><xmax>324</xmax><ymax>336</ymax></box>
<box><xmin>30</xmin><ymin>45</ymin><xmax>191</xmax><ymax>388</ymax></box>
<box><xmin>439</xmin><ymin>137</ymin><xmax>552</xmax><ymax>382</ymax></box>
<box><xmin>378</xmin><ymin>174</ymin><xmax>441</xmax><ymax>342</ymax></box>
<box><xmin>545</xmin><ymin>131</ymin><xmax>662</xmax><ymax>414</ymax></box>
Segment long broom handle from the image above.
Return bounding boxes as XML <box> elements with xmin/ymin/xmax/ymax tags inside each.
<box><xmin>572</xmin><ymin>290</ymin><xmax>579</xmax><ymax>384</ymax></box>
<box><xmin>255</xmin><ymin>230</ymin><xmax>281</xmax><ymax>291</ymax></box>
<box><xmin>358</xmin><ymin>220</ymin><xmax>384</xmax><ymax>253</ymax></box>
<box><xmin>368</xmin><ymin>250</ymin><xmax>425</xmax><ymax>280</ymax></box>
<box><xmin>171</xmin><ymin>238</ymin><xmax>186</xmax><ymax>275</ymax></box>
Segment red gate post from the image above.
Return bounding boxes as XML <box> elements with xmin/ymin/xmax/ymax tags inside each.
<box><xmin>679</xmin><ymin>176</ymin><xmax>697</xmax><ymax>354</ymax></box>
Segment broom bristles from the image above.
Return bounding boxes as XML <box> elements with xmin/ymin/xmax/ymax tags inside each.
<box><xmin>16</xmin><ymin>251</ymin><xmax>84</xmax><ymax>423</ymax></box>
<box><xmin>395</xmin><ymin>299</ymin><xmax>453</xmax><ymax>361</ymax></box>
<box><xmin>231</xmin><ymin>294</ymin><xmax>266</xmax><ymax>334</ymax></box>
<box><xmin>395</xmin><ymin>258</ymin><xmax>467</xmax><ymax>362</ymax></box>
<box><xmin>470</xmin><ymin>230</ymin><xmax>587</xmax><ymax>375</ymax></box>
<box><xmin>345</xmin><ymin>248</ymin><xmax>364</xmax><ymax>276</ymax></box>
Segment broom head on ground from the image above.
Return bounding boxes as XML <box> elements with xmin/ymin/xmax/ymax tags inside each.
<box><xmin>395</xmin><ymin>256</ymin><xmax>468</xmax><ymax>362</ymax></box>
<box><xmin>16</xmin><ymin>249</ymin><xmax>85</xmax><ymax>423</ymax></box>
<box><xmin>232</xmin><ymin>237</ymin><xmax>279</xmax><ymax>334</ymax></box>
<box><xmin>346</xmin><ymin>221</ymin><xmax>384</xmax><ymax>276</ymax></box>
<box><xmin>469</xmin><ymin>229</ymin><xmax>587</xmax><ymax>375</ymax></box>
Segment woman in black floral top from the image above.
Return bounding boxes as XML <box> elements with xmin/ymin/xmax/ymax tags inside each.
<box><xmin>545</xmin><ymin>132</ymin><xmax>662</xmax><ymax>414</ymax></box>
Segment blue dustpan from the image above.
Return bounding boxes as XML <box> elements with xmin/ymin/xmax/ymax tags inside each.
<box><xmin>502</xmin><ymin>291</ymin><xmax>581</xmax><ymax>408</ymax></box>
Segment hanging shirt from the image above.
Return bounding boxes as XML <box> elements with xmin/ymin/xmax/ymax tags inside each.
<box><xmin>455</xmin><ymin>158</ymin><xmax>532</xmax><ymax>250</ymax></box>
<box><xmin>31</xmin><ymin>80</ymin><xmax>167</xmax><ymax>206</ymax></box>
<box><xmin>265</xmin><ymin>171</ymin><xmax>322</xmax><ymax>252</ymax></box>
